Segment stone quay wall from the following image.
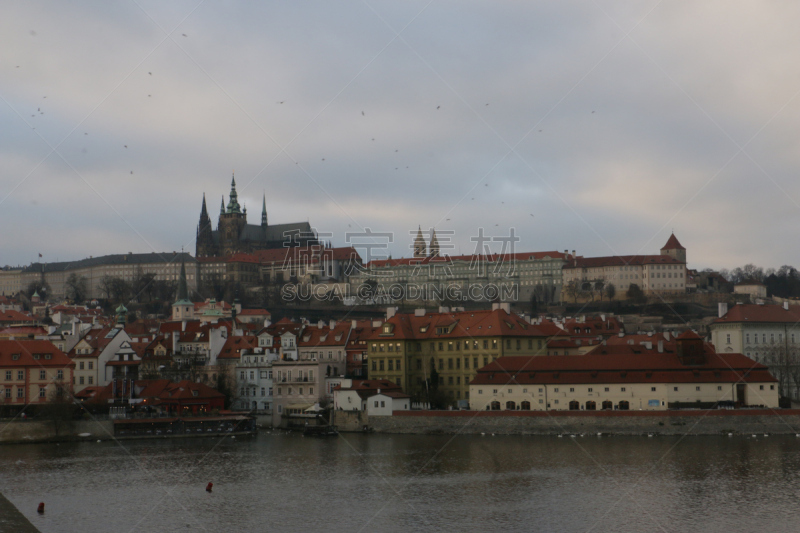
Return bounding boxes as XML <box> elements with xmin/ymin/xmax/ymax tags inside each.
<box><xmin>366</xmin><ymin>409</ymin><xmax>800</xmax><ymax>436</ymax></box>
<box><xmin>0</xmin><ymin>419</ymin><xmax>115</xmax><ymax>444</ymax></box>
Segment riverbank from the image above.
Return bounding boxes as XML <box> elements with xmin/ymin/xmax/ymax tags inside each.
<box><xmin>0</xmin><ymin>492</ymin><xmax>40</xmax><ymax>533</ymax></box>
<box><xmin>335</xmin><ymin>409</ymin><xmax>800</xmax><ymax>436</ymax></box>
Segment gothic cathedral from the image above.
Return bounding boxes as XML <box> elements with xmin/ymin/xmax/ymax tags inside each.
<box><xmin>196</xmin><ymin>175</ymin><xmax>317</xmax><ymax>257</ymax></box>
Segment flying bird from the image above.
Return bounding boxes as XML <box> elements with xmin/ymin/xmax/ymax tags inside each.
<box><xmin>436</xmin><ymin>105</ymin><xmax>440</xmax><ymax>109</ymax></box>
<box><xmin>124</xmin><ymin>145</ymin><xmax>127</xmax><ymax>148</ymax></box>
<box><xmin>182</xmin><ymin>34</ymin><xmax>187</xmax><ymax>37</ymax></box>
<box><xmin>591</xmin><ymin>110</ymin><xmax>595</xmax><ymax>113</ymax></box>
<box><xmin>361</xmin><ymin>111</ymin><xmax>364</xmax><ymax>116</ymax></box>
<box><xmin>530</xmin><ymin>214</ymin><xmax>534</xmax><ymax>217</ymax></box>
<box><xmin>130</xmin><ymin>171</ymin><xmax>133</xmax><ymax>174</ymax></box>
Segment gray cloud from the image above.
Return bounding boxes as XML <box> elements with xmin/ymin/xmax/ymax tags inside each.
<box><xmin>2</xmin><ymin>1</ymin><xmax>800</xmax><ymax>271</ymax></box>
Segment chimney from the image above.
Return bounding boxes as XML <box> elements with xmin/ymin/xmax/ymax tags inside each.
<box><xmin>499</xmin><ymin>303</ymin><xmax>511</xmax><ymax>313</ymax></box>
<box><xmin>600</xmin><ymin>314</ymin><xmax>606</xmax><ymax>321</ymax></box>
<box><xmin>351</xmin><ymin>319</ymin><xmax>357</xmax><ymax>329</ymax></box>
<box><xmin>438</xmin><ymin>306</ymin><xmax>450</xmax><ymax>314</ymax></box>
<box><xmin>318</xmin><ymin>320</ymin><xmax>324</xmax><ymax>329</ymax></box>
<box><xmin>618</xmin><ymin>331</ymin><xmax>624</xmax><ymax>337</ymax></box>
<box><xmin>329</xmin><ymin>319</ymin><xmax>336</xmax><ymax>329</ymax></box>
<box><xmin>414</xmin><ymin>308</ymin><xmax>426</xmax><ymax>317</ymax></box>
<box><xmin>491</xmin><ymin>303</ymin><xmax>500</xmax><ymax>311</ymax></box>
<box><xmin>181</xmin><ymin>320</ymin><xmax>186</xmax><ymax>332</ymax></box>
<box><xmin>784</xmin><ymin>301</ymin><xmax>790</xmax><ymax>310</ymax></box>
<box><xmin>372</xmin><ymin>320</ymin><xmax>381</xmax><ymax>327</ymax></box>
<box><xmin>657</xmin><ymin>340</ymin><xmax>664</xmax><ymax>353</ymax></box>
<box><xmin>664</xmin><ymin>331</ymin><xmax>670</xmax><ymax>341</ymax></box>
<box><xmin>386</xmin><ymin>307</ymin><xmax>396</xmax><ymax>319</ymax></box>
<box><xmin>644</xmin><ymin>341</ymin><xmax>653</xmax><ymax>350</ymax></box>
<box><xmin>717</xmin><ymin>302</ymin><xmax>728</xmax><ymax>317</ymax></box>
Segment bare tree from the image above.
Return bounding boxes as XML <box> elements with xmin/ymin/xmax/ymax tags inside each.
<box><xmin>65</xmin><ymin>273</ymin><xmax>89</xmax><ymax>303</ymax></box>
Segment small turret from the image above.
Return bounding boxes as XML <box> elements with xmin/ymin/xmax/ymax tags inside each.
<box><xmin>261</xmin><ymin>193</ymin><xmax>268</xmax><ymax>227</ymax></box>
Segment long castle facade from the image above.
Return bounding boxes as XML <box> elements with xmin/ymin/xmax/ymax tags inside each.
<box><xmin>196</xmin><ymin>175</ymin><xmax>317</xmax><ymax>257</ymax></box>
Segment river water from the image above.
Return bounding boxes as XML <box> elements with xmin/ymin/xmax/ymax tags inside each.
<box><xmin>1</xmin><ymin>432</ymin><xmax>800</xmax><ymax>533</ymax></box>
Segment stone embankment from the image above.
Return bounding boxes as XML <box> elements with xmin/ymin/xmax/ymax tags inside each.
<box><xmin>0</xmin><ymin>419</ymin><xmax>114</xmax><ymax>444</ymax></box>
<box><xmin>343</xmin><ymin>409</ymin><xmax>800</xmax><ymax>436</ymax></box>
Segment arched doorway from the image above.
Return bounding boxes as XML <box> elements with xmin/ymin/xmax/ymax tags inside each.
<box><xmin>585</xmin><ymin>401</ymin><xmax>596</xmax><ymax>411</ymax></box>
<box><xmin>521</xmin><ymin>401</ymin><xmax>531</xmax><ymax>410</ymax></box>
<box><xmin>618</xmin><ymin>401</ymin><xmax>630</xmax><ymax>410</ymax></box>
<box><xmin>491</xmin><ymin>401</ymin><xmax>501</xmax><ymax>411</ymax></box>
<box><xmin>601</xmin><ymin>400</ymin><xmax>613</xmax><ymax>410</ymax></box>
<box><xmin>506</xmin><ymin>401</ymin><xmax>516</xmax><ymax>410</ymax></box>
<box><xmin>569</xmin><ymin>400</ymin><xmax>580</xmax><ymax>410</ymax></box>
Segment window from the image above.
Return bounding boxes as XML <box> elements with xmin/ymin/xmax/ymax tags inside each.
<box><xmin>588</xmin><ymin>388</ymin><xmax>592</xmax><ymax>392</ymax></box>
<box><xmin>388</xmin><ymin>360</ymin><xmax>393</xmax><ymax>371</ymax></box>
<box><xmin>374</xmin><ymin>401</ymin><xmax>379</xmax><ymax>408</ymax></box>
<box><xmin>569</xmin><ymin>388</ymin><xmax>574</xmax><ymax>392</ymax></box>
<box><xmin>771</xmin><ymin>385</ymin><xmax>775</xmax><ymax>390</ymax></box>
<box><xmin>439</xmin><ymin>359</ymin><xmax>444</xmax><ymax>370</ymax></box>
<box><xmin>39</xmin><ymin>370</ymin><xmax>46</xmax><ymax>380</ymax></box>
<box><xmin>448</xmin><ymin>359</ymin><xmax>453</xmax><ymax>370</ymax></box>
<box><xmin>79</xmin><ymin>362</ymin><xmax>85</xmax><ymax>370</ymax></box>
<box><xmin>88</xmin><ymin>376</ymin><xmax>93</xmax><ymax>385</ymax></box>
<box><xmin>17</xmin><ymin>387</ymin><xmax>23</xmax><ymax>398</ymax></box>
<box><xmin>621</xmin><ymin>387</ymin><xmax>626</xmax><ymax>392</ymax></box>
<box><xmin>4</xmin><ymin>388</ymin><xmax>9</xmax><ymax>399</ymax></box>
<box><xmin>554</xmin><ymin>388</ymin><xmax>559</xmax><ymax>393</ymax></box>
<box><xmin>726</xmin><ymin>334</ymin><xmax>731</xmax><ymax>344</ymax></box>
<box><xmin>651</xmin><ymin>387</ymin><xmax>656</xmax><ymax>392</ymax></box>
<box><xmin>717</xmin><ymin>386</ymin><xmax>722</xmax><ymax>391</ymax></box>
<box><xmin>379</xmin><ymin>360</ymin><xmax>384</xmax><ymax>371</ymax></box>
<box><xmin>79</xmin><ymin>376</ymin><xmax>85</xmax><ymax>385</ymax></box>
<box><xmin>17</xmin><ymin>371</ymin><xmax>24</xmax><ymax>380</ymax></box>
<box><xmin>4</xmin><ymin>371</ymin><xmax>9</xmax><ymax>380</ymax></box>
<box><xmin>760</xmin><ymin>385</ymin><xmax>764</xmax><ymax>390</ymax></box>
<box><xmin>674</xmin><ymin>387</ymin><xmax>679</xmax><ymax>391</ymax></box>
<box><xmin>39</xmin><ymin>387</ymin><xmax>46</xmax><ymax>398</ymax></box>
<box><xmin>696</xmin><ymin>386</ymin><xmax>700</xmax><ymax>391</ymax></box>
<box><xmin>88</xmin><ymin>362</ymin><xmax>93</xmax><ymax>370</ymax></box>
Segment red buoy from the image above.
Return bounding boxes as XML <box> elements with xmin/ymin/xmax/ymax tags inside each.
<box><xmin>37</xmin><ymin>502</ymin><xmax>45</xmax><ymax>514</ymax></box>
<box><xmin>206</xmin><ymin>482</ymin><xmax>213</xmax><ymax>493</ymax></box>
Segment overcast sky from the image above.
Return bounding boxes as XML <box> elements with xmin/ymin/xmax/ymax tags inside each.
<box><xmin>2</xmin><ymin>1</ymin><xmax>800</xmax><ymax>271</ymax></box>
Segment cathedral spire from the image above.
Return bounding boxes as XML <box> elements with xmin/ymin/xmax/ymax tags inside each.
<box><xmin>226</xmin><ymin>172</ymin><xmax>241</xmax><ymax>214</ymax></box>
<box><xmin>429</xmin><ymin>229</ymin><xmax>440</xmax><ymax>258</ymax></box>
<box><xmin>220</xmin><ymin>195</ymin><xmax>225</xmax><ymax>215</ymax></box>
<box><xmin>413</xmin><ymin>226</ymin><xmax>426</xmax><ymax>258</ymax></box>
<box><xmin>200</xmin><ymin>193</ymin><xmax>208</xmax><ymax>217</ymax></box>
<box><xmin>261</xmin><ymin>193</ymin><xmax>268</xmax><ymax>227</ymax></box>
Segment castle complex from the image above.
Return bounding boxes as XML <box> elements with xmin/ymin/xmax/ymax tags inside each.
<box><xmin>196</xmin><ymin>175</ymin><xmax>316</xmax><ymax>257</ymax></box>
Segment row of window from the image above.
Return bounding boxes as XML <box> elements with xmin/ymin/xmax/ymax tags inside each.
<box><xmin>477</xmin><ymin>384</ymin><xmax>776</xmax><ymax>395</ymax></box>
<box><xmin>275</xmin><ymin>387</ymin><xmax>314</xmax><ymax>396</ymax></box>
<box><xmin>75</xmin><ymin>376</ymin><xmax>94</xmax><ymax>385</ymax></box>
<box><xmin>240</xmin><ymin>387</ymin><xmax>273</xmax><ymax>397</ymax></box>
<box><xmin>0</xmin><ymin>386</ymin><xmax>50</xmax><ymax>399</ymax></box>
<box><xmin>3</xmin><ymin>370</ymin><xmax>62</xmax><ymax>381</ymax></box>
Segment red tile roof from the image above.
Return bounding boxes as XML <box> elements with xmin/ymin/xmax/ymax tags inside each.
<box><xmin>0</xmin><ymin>310</ymin><xmax>35</xmax><ymax>323</ymax></box>
<box><xmin>565</xmin><ymin>255</ymin><xmax>685</xmax><ymax>269</ymax></box>
<box><xmin>714</xmin><ymin>304</ymin><xmax>800</xmax><ymax>324</ymax></box>
<box><xmin>0</xmin><ymin>340</ymin><xmax>74</xmax><ymax>368</ymax></box>
<box><xmin>365</xmin><ymin>308</ymin><xmax>561</xmax><ymax>342</ymax></box>
<box><xmin>367</xmin><ymin>251</ymin><xmax>568</xmax><ymax>268</ymax></box>
<box><xmin>661</xmin><ymin>233</ymin><xmax>685</xmax><ymax>250</ymax></box>
<box><xmin>471</xmin><ymin>353</ymin><xmax>775</xmax><ymax>386</ymax></box>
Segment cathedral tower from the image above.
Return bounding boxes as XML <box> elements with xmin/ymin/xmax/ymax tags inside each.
<box><xmin>429</xmin><ymin>229</ymin><xmax>440</xmax><ymax>258</ymax></box>
<box><xmin>218</xmin><ymin>174</ymin><xmax>247</xmax><ymax>255</ymax></box>
<box><xmin>196</xmin><ymin>194</ymin><xmax>214</xmax><ymax>257</ymax></box>
<box><xmin>413</xmin><ymin>226</ymin><xmax>426</xmax><ymax>258</ymax></box>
